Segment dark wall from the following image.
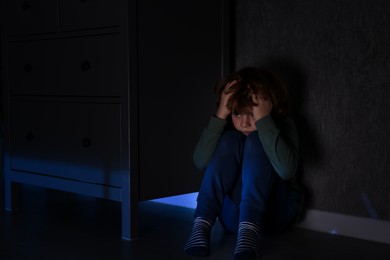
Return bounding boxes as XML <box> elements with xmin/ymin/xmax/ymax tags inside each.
<box><xmin>234</xmin><ymin>0</ymin><xmax>390</xmax><ymax>220</ymax></box>
<box><xmin>0</xmin><ymin>33</ymin><xmax>3</xmax><ymax>184</ymax></box>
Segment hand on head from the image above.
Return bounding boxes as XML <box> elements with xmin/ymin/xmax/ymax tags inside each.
<box><xmin>216</xmin><ymin>80</ymin><xmax>273</xmax><ymax>121</ymax></box>
<box><xmin>216</xmin><ymin>80</ymin><xmax>237</xmax><ymax>119</ymax></box>
<box><xmin>251</xmin><ymin>92</ymin><xmax>273</xmax><ymax>121</ymax></box>
<box><xmin>214</xmin><ymin>67</ymin><xmax>287</xmax><ymax>123</ymax></box>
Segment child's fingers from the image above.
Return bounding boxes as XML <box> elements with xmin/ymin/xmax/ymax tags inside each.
<box><xmin>223</xmin><ymin>80</ymin><xmax>237</xmax><ymax>94</ymax></box>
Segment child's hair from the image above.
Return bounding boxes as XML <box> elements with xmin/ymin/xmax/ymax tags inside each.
<box><xmin>215</xmin><ymin>67</ymin><xmax>289</xmax><ymax>119</ymax></box>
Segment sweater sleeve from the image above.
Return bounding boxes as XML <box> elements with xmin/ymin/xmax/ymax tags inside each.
<box><xmin>255</xmin><ymin>115</ymin><xmax>299</xmax><ymax>180</ymax></box>
<box><xmin>193</xmin><ymin>116</ymin><xmax>227</xmax><ymax>170</ymax></box>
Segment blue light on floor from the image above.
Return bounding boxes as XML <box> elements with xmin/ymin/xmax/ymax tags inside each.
<box><xmin>150</xmin><ymin>192</ymin><xmax>198</xmax><ymax>209</ymax></box>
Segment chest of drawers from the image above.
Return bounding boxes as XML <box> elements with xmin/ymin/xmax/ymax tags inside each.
<box><xmin>1</xmin><ymin>0</ymin><xmax>230</xmax><ymax>240</ymax></box>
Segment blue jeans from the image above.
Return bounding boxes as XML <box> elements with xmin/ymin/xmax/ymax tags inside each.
<box><xmin>195</xmin><ymin>131</ymin><xmax>300</xmax><ymax>234</ymax></box>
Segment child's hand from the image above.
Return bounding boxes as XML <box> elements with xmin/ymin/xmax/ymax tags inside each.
<box><xmin>216</xmin><ymin>80</ymin><xmax>237</xmax><ymax>119</ymax></box>
<box><xmin>252</xmin><ymin>94</ymin><xmax>273</xmax><ymax>121</ymax></box>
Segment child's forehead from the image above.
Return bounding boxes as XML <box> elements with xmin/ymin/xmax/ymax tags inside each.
<box><xmin>233</xmin><ymin>106</ymin><xmax>253</xmax><ymax>114</ymax></box>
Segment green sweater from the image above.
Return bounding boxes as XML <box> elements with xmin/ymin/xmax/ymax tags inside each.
<box><xmin>193</xmin><ymin>114</ymin><xmax>304</xmax><ymax>199</ymax></box>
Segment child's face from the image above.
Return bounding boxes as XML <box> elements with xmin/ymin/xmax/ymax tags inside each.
<box><xmin>231</xmin><ymin>109</ymin><xmax>257</xmax><ymax>135</ymax></box>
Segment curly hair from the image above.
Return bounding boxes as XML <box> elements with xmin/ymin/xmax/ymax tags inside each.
<box><xmin>215</xmin><ymin>67</ymin><xmax>289</xmax><ymax>119</ymax></box>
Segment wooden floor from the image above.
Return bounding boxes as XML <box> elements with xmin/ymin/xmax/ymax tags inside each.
<box><xmin>1</xmin><ymin>184</ymin><xmax>390</xmax><ymax>260</ymax></box>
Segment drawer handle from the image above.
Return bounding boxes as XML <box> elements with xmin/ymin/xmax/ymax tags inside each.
<box><xmin>24</xmin><ymin>63</ymin><xmax>33</xmax><ymax>72</ymax></box>
<box><xmin>22</xmin><ymin>1</ymin><xmax>31</xmax><ymax>11</ymax></box>
<box><xmin>82</xmin><ymin>138</ymin><xmax>92</xmax><ymax>147</ymax></box>
<box><xmin>81</xmin><ymin>60</ymin><xmax>91</xmax><ymax>72</ymax></box>
<box><xmin>26</xmin><ymin>132</ymin><xmax>35</xmax><ymax>142</ymax></box>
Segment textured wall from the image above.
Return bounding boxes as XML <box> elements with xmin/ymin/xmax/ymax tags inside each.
<box><xmin>234</xmin><ymin>0</ymin><xmax>390</xmax><ymax>220</ymax></box>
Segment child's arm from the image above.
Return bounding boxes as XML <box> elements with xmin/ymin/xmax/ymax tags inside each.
<box><xmin>193</xmin><ymin>81</ymin><xmax>235</xmax><ymax>170</ymax></box>
<box><xmin>193</xmin><ymin>116</ymin><xmax>227</xmax><ymax>170</ymax></box>
<box><xmin>256</xmin><ymin>115</ymin><xmax>299</xmax><ymax>180</ymax></box>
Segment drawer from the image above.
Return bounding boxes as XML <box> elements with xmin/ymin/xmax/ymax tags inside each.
<box><xmin>60</xmin><ymin>0</ymin><xmax>123</xmax><ymax>31</ymax></box>
<box><xmin>9</xmin><ymin>39</ymin><xmax>61</xmax><ymax>96</ymax></box>
<box><xmin>7</xmin><ymin>0</ymin><xmax>58</xmax><ymax>36</ymax></box>
<box><xmin>10</xmin><ymin>101</ymin><xmax>122</xmax><ymax>187</ymax></box>
<box><xmin>8</xmin><ymin>34</ymin><xmax>123</xmax><ymax>97</ymax></box>
<box><xmin>59</xmin><ymin>34</ymin><xmax>123</xmax><ymax>96</ymax></box>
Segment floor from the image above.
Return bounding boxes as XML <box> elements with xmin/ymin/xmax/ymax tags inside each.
<box><xmin>1</xmin><ymin>184</ymin><xmax>390</xmax><ymax>260</ymax></box>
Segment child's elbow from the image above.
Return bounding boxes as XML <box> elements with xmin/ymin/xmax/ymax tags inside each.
<box><xmin>193</xmin><ymin>155</ymin><xmax>208</xmax><ymax>172</ymax></box>
<box><xmin>277</xmin><ymin>163</ymin><xmax>298</xmax><ymax>180</ymax></box>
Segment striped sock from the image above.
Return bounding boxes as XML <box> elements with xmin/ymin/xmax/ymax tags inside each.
<box><xmin>234</xmin><ymin>221</ymin><xmax>261</xmax><ymax>259</ymax></box>
<box><xmin>184</xmin><ymin>217</ymin><xmax>213</xmax><ymax>256</ymax></box>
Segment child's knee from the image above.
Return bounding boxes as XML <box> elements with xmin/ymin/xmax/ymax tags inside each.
<box><xmin>218</xmin><ymin>131</ymin><xmax>245</xmax><ymax>149</ymax></box>
<box><xmin>244</xmin><ymin>132</ymin><xmax>264</xmax><ymax>153</ymax></box>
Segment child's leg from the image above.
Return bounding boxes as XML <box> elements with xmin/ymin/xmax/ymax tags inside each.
<box><xmin>195</xmin><ymin>130</ymin><xmax>245</xmax><ymax>222</ymax></box>
<box><xmin>218</xmin><ymin>183</ymin><xmax>241</xmax><ymax>234</ymax></box>
<box><xmin>185</xmin><ymin>131</ymin><xmax>244</xmax><ymax>256</ymax></box>
<box><xmin>234</xmin><ymin>131</ymin><xmax>277</xmax><ymax>259</ymax></box>
<box><xmin>239</xmin><ymin>132</ymin><xmax>276</xmax><ymax>224</ymax></box>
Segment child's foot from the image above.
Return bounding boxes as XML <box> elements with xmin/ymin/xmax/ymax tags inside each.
<box><xmin>184</xmin><ymin>217</ymin><xmax>213</xmax><ymax>256</ymax></box>
<box><xmin>234</xmin><ymin>221</ymin><xmax>261</xmax><ymax>259</ymax></box>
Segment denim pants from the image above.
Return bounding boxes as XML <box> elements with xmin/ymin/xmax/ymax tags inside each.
<box><xmin>195</xmin><ymin>131</ymin><xmax>300</xmax><ymax>234</ymax></box>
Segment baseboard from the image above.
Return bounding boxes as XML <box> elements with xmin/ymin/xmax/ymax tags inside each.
<box><xmin>295</xmin><ymin>209</ymin><xmax>390</xmax><ymax>245</ymax></box>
